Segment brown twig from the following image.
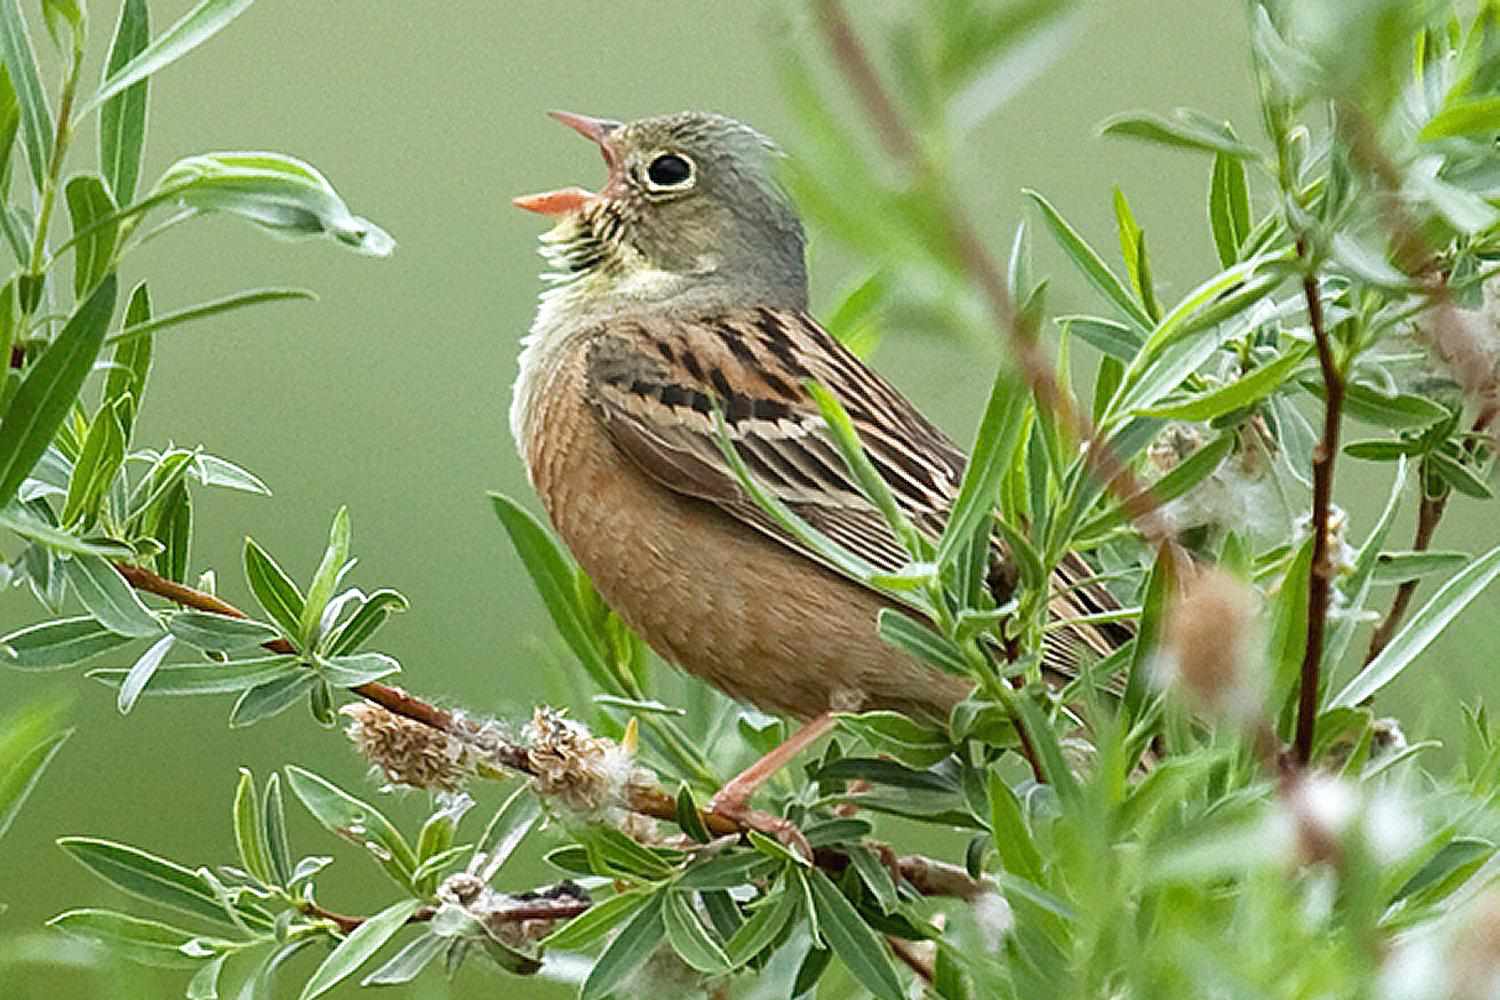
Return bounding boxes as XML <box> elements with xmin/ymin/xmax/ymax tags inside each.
<box><xmin>1336</xmin><ymin>104</ymin><xmax>1500</xmax><ymax>667</ymax></box>
<box><xmin>1293</xmin><ymin>251</ymin><xmax>1342</xmax><ymax>768</ymax></box>
<box><xmin>114</xmin><ymin>561</ymin><xmax>985</xmax><ymax>902</ymax></box>
<box><xmin>813</xmin><ymin>0</ymin><xmax>1169</xmax><ymax>546</ymax></box>
<box><xmin>299</xmin><ymin>900</ymin><xmax>435</xmax><ymax>936</ymax></box>
<box><xmin>1365</xmin><ymin>476</ymin><xmax>1448</xmax><ymax>663</ymax></box>
<box><xmin>114</xmin><ymin>561</ymin><xmax>460</xmax><ymax>737</ymax></box>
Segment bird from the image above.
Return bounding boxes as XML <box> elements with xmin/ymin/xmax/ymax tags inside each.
<box><xmin>511</xmin><ymin>110</ymin><xmax>1129</xmax><ymax>827</ymax></box>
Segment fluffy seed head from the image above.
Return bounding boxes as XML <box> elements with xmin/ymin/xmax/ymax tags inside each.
<box><xmin>342</xmin><ymin>701</ymin><xmax>483</xmax><ymax>793</ymax></box>
<box><xmin>1156</xmin><ymin>568</ymin><xmax>1263</xmax><ymax>723</ymax></box>
<box><xmin>524</xmin><ymin>707</ymin><xmax>649</xmax><ymax>821</ymax></box>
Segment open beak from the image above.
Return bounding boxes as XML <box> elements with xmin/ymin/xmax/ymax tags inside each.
<box><xmin>512</xmin><ymin>111</ymin><xmax>622</xmax><ymax>217</ymax></box>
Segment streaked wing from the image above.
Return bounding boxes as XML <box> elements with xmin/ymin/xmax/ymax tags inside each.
<box><xmin>584</xmin><ymin>306</ymin><xmax>1129</xmax><ymax>674</ymax></box>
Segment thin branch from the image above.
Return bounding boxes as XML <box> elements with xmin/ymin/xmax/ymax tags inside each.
<box><xmin>114</xmin><ymin>561</ymin><xmax>985</xmax><ymax>901</ymax></box>
<box><xmin>1365</xmin><ymin>476</ymin><xmax>1448</xmax><ymax>662</ymax></box>
<box><xmin>813</xmin><ymin>0</ymin><xmax>1170</xmax><ymax>546</ymax></box>
<box><xmin>299</xmin><ymin>900</ymin><xmax>436</xmax><ymax>936</ymax></box>
<box><xmin>1336</xmin><ymin>104</ymin><xmax>1500</xmax><ymax>667</ymax></box>
<box><xmin>114</xmin><ymin>562</ymin><xmax>462</xmax><ymax>738</ymax></box>
<box><xmin>1293</xmin><ymin>252</ymin><xmax>1342</xmax><ymax>768</ymax></box>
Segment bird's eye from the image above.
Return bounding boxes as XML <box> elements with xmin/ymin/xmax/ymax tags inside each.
<box><xmin>645</xmin><ymin>152</ymin><xmax>694</xmax><ymax>189</ymax></box>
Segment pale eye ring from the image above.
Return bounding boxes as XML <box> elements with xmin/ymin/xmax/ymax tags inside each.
<box><xmin>644</xmin><ymin>151</ymin><xmax>694</xmax><ymax>191</ymax></box>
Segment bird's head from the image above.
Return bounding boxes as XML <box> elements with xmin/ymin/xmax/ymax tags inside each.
<box><xmin>515</xmin><ymin>110</ymin><xmax>808</xmax><ymax>311</ymax></box>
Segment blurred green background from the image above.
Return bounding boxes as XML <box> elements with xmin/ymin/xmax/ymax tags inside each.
<box><xmin>3</xmin><ymin>2</ymin><xmax>1496</xmax><ymax>996</ymax></box>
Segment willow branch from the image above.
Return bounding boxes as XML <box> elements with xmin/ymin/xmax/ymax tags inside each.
<box><xmin>114</xmin><ymin>561</ymin><xmax>985</xmax><ymax>902</ymax></box>
<box><xmin>1365</xmin><ymin>477</ymin><xmax>1448</xmax><ymax>663</ymax></box>
<box><xmin>1293</xmin><ymin>253</ymin><xmax>1341</xmax><ymax>768</ymax></box>
<box><xmin>813</xmin><ymin>0</ymin><xmax>1170</xmax><ymax>546</ymax></box>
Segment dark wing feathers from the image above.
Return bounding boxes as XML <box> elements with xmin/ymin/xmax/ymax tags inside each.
<box><xmin>584</xmin><ymin>306</ymin><xmax>1131</xmax><ymax>677</ymax></box>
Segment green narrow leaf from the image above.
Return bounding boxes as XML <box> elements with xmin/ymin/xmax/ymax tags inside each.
<box><xmin>488</xmin><ymin>493</ymin><xmax>615</xmax><ymax>691</ymax></box>
<box><xmin>1114</xmin><ymin>187</ymin><xmax>1143</xmax><ymax>294</ymax></box>
<box><xmin>297</xmin><ymin>898</ymin><xmax>421</xmax><ymax>1000</ymax></box>
<box><xmin>142</xmin><ymin>151</ymin><xmax>395</xmax><ymax>256</ymax></box>
<box><xmin>284</xmin><ymin>765</ymin><xmax>417</xmax><ymax>886</ymax></box>
<box><xmin>1122</xmin><ymin>546</ymin><xmax>1176</xmax><ymax>721</ymax></box>
<box><xmin>1099</xmin><ymin>109</ymin><xmax>1261</xmax><ymax>159</ymax></box>
<box><xmin>726</xmin><ymin>880</ymin><xmax>799</xmax><ymax>964</ymax></box>
<box><xmin>0</xmin><ymin>0</ymin><xmax>50</xmax><ymax>190</ymax></box>
<box><xmin>187</xmin><ymin>954</ymin><xmax>225</xmax><ymax>1000</ymax></box>
<box><xmin>300</xmin><ymin>506</ymin><xmax>350</xmax><ymax>642</ymax></box>
<box><xmin>107</xmin><ymin>287</ymin><xmax>317</xmax><ymax>345</ymax></box>
<box><xmin>360</xmin><ymin>931</ymin><xmax>444</xmax><ymax>986</ymax></box>
<box><xmin>1060</xmin><ymin>315</ymin><xmax>1142</xmax><ymax>361</ymax></box>
<box><xmin>57</xmin><ymin>836</ymin><xmax>272</xmax><ymax>929</ymax></box>
<box><xmin>168</xmin><ymin>610</ymin><xmax>280</xmax><ymax>653</ymax></box>
<box><xmin>262</xmin><ymin>772</ymin><xmax>291</xmax><ymax>887</ymax></box>
<box><xmin>986</xmin><ymin>768</ymin><xmax>1043</xmax><ymax>883</ymax></box>
<box><xmin>63</xmin><ymin>553</ymin><xmax>161</xmax><ymax>637</ymax></box>
<box><xmin>242</xmin><ymin>537</ymin><xmax>303</xmax><ymax>638</ymax></box>
<box><xmin>110</xmin><ymin>289</ymin><xmax>157</xmax><ymax>435</ymax></box>
<box><xmin>0</xmin><ymin>726</ymin><xmax>70</xmax><ymax>840</ymax></box>
<box><xmin>804</xmin><ymin>869</ymin><xmax>906</xmax><ymax>1000</ymax></box>
<box><xmin>61</xmin><ymin>398</ymin><xmax>127</xmax><ymax>526</ymax></box>
<box><xmin>317</xmin><ymin>652</ymin><xmax>399</xmax><ymax>687</ymax></box>
<box><xmin>154</xmin><ymin>482</ymin><xmax>191</xmax><ymax>582</ymax></box>
<box><xmin>1267</xmin><ymin>538</ymin><xmax>1314</xmax><ymax>717</ymax></box>
<box><xmin>327</xmin><ymin>587</ymin><xmax>407</xmax><ymax>656</ymax></box>
<box><xmin>876</xmin><ymin>608</ymin><xmax>969</xmax><ymax>676</ymax></box>
<box><xmin>471</xmin><ymin>783</ymin><xmax>540</xmax><ymax>882</ymax></box>
<box><xmin>1</xmin><ymin>614</ymin><xmax>135</xmax><ymax>669</ymax></box>
<box><xmin>0</xmin><ymin>276</ymin><xmax>118</xmax><ymax>507</ymax></box>
<box><xmin>228</xmin><ymin>670</ymin><xmax>316</xmax><ymax>727</ymax></box>
<box><xmin>48</xmin><ymin>909</ymin><xmax>221</xmax><ymax>969</ymax></box>
<box><xmin>580</xmin><ymin>893</ymin><xmax>667</xmax><ymax>1000</ymax></box>
<box><xmin>193</xmin><ymin>453</ymin><xmax>269</xmax><ymax>495</ymax></box>
<box><xmin>806</xmin><ymin>381</ymin><xmax>920</xmax><ymax>555</ymax></box>
<box><xmin>1208</xmin><ymin>151</ymin><xmax>1250</xmax><ymax>268</ymax></box>
<box><xmin>1024</xmin><ymin>189</ymin><xmax>1152</xmax><ymax>331</ymax></box>
<box><xmin>843</xmin><ymin>845</ymin><xmax>899</xmax><ymax>913</ymax></box>
<box><xmin>66</xmin><ymin>176</ymin><xmax>121</xmax><ymax>298</ymax></box>
<box><xmin>1371</xmin><ymin>550</ymin><xmax>1469</xmax><ymax>584</ymax></box>
<box><xmin>233</xmin><ymin>768</ymin><xmax>272</xmax><ymax>884</ymax></box>
<box><xmin>84</xmin><ymin>0</ymin><xmax>256</xmax><ymax>117</ymax></box>
<box><xmin>1333</xmin><ymin>544</ymin><xmax>1500</xmax><ymax>707</ymax></box>
<box><xmin>1420</xmin><ymin>94</ymin><xmax>1500</xmax><ymax>140</ymax></box>
<box><xmin>1012</xmin><ymin>695</ymin><xmax>1081</xmax><ymax>808</ymax></box>
<box><xmin>116</xmin><ymin>633</ymin><xmax>175</xmax><ymax>714</ymax></box>
<box><xmin>86</xmin><ymin>655</ymin><xmax>299</xmax><ymax>695</ymax></box>
<box><xmin>0</xmin><ymin>66</ymin><xmax>19</xmax><ymax>196</ymax></box>
<box><xmin>935</xmin><ymin>368</ymin><xmax>1028</xmax><ymax>570</ymax></box>
<box><xmin>663</xmin><ymin>891</ymin><xmax>731</xmax><ymax>973</ymax></box>
<box><xmin>1139</xmin><ymin>345</ymin><xmax>1311</xmax><ymax>421</ymax></box>
<box><xmin>99</xmin><ymin>0</ymin><xmax>150</xmax><ymax>204</ymax></box>
<box><xmin>539</xmin><ymin>888</ymin><xmax>650</xmax><ymax>952</ymax></box>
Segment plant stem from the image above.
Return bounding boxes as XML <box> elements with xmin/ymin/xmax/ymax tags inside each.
<box><xmin>1365</xmin><ymin>475</ymin><xmax>1448</xmax><ymax>663</ymax></box>
<box><xmin>113</xmin><ymin>560</ymin><xmax>987</xmax><ymax>901</ymax></box>
<box><xmin>1292</xmin><ymin>252</ymin><xmax>1342</xmax><ymax>768</ymax></box>
<box><xmin>113</xmin><ymin>561</ymin><xmax>460</xmax><ymax>736</ymax></box>
<box><xmin>813</xmin><ymin>0</ymin><xmax>1169</xmax><ymax>546</ymax></box>
<box><xmin>27</xmin><ymin>49</ymin><xmax>83</xmax><ymax>281</ymax></box>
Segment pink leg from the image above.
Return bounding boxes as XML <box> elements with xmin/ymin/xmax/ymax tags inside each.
<box><xmin>709</xmin><ymin>713</ymin><xmax>837</xmax><ymax>857</ymax></box>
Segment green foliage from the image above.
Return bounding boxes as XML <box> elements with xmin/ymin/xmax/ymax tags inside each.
<box><xmin>5</xmin><ymin>1</ymin><xmax>1500</xmax><ymax>999</ymax></box>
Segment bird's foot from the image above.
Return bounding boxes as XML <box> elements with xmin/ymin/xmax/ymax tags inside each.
<box><xmin>708</xmin><ymin>788</ymin><xmax>812</xmax><ymax>862</ymax></box>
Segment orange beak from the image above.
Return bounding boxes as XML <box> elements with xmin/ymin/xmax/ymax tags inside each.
<box><xmin>512</xmin><ymin>111</ymin><xmax>622</xmax><ymax>217</ymax></box>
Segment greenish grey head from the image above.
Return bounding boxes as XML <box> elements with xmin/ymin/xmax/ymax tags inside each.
<box><xmin>515</xmin><ymin>111</ymin><xmax>809</xmax><ymax>311</ymax></box>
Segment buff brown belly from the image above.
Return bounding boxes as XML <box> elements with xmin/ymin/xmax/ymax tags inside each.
<box><xmin>521</xmin><ymin>351</ymin><xmax>970</xmax><ymax>722</ymax></box>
